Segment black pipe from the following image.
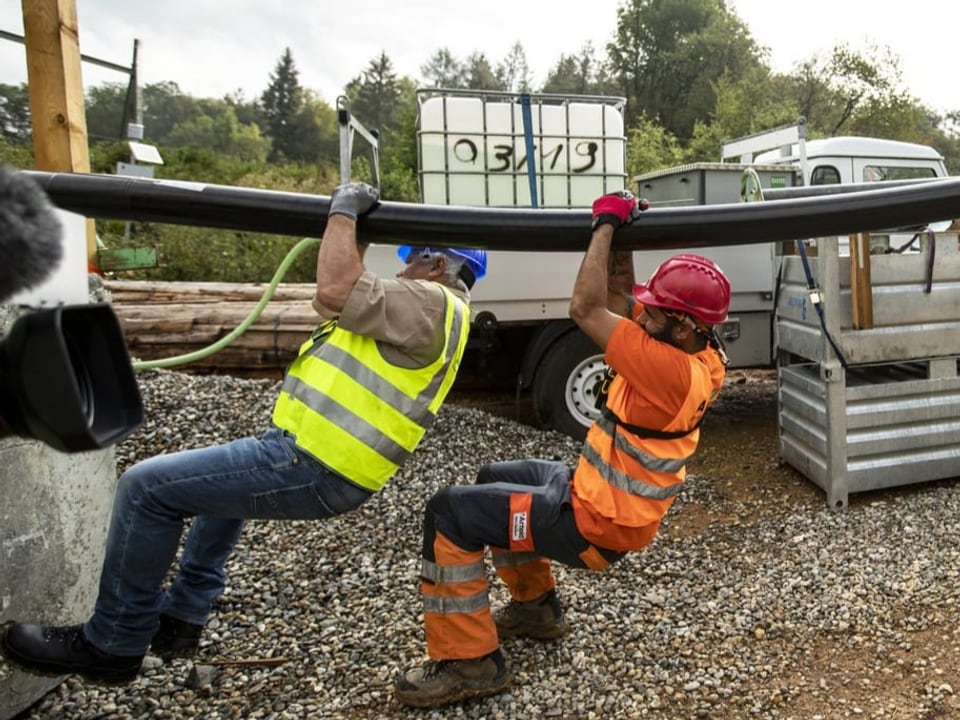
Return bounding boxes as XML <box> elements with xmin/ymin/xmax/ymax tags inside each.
<box><xmin>23</xmin><ymin>170</ymin><xmax>960</xmax><ymax>252</ymax></box>
<box><xmin>762</xmin><ymin>177</ymin><xmax>943</xmax><ymax>201</ymax></box>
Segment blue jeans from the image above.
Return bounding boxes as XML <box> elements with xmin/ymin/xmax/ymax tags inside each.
<box><xmin>83</xmin><ymin>427</ymin><xmax>373</xmax><ymax>656</ymax></box>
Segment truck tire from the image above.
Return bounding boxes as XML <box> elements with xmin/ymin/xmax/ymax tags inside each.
<box><xmin>532</xmin><ymin>330</ymin><xmax>605</xmax><ymax>441</ymax></box>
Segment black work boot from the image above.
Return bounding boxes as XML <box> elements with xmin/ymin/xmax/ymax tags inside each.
<box><xmin>150</xmin><ymin>614</ymin><xmax>203</xmax><ymax>659</ymax></box>
<box><xmin>494</xmin><ymin>588</ymin><xmax>570</xmax><ymax>640</ymax></box>
<box><xmin>395</xmin><ymin>648</ymin><xmax>511</xmax><ymax>708</ymax></box>
<box><xmin>1</xmin><ymin>623</ymin><xmax>143</xmax><ymax>683</ymax></box>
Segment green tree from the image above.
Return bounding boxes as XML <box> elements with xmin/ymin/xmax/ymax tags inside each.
<box><xmin>377</xmin><ymin>78</ymin><xmax>419</xmax><ymax>201</ymax></box>
<box><xmin>607</xmin><ymin>0</ymin><xmax>764</xmax><ymax>141</ymax></box>
<box><xmin>464</xmin><ymin>53</ymin><xmax>502</xmax><ymax>90</ymax></box>
<box><xmin>276</xmin><ymin>90</ymin><xmax>338</xmax><ymax>165</ymax></box>
<box><xmin>86</xmin><ymin>81</ymin><xmax>215</xmax><ymax>145</ymax></box>
<box><xmin>224</xmin><ymin>90</ymin><xmax>261</xmax><ymax>128</ymax></box>
<box><xmin>682</xmin><ymin>66</ymin><xmax>798</xmax><ymax>162</ymax></box>
<box><xmin>0</xmin><ymin>135</ymin><xmax>34</xmax><ymax>168</ymax></box>
<box><xmin>496</xmin><ymin>42</ymin><xmax>532</xmax><ymax>92</ymax></box>
<box><xmin>342</xmin><ymin>60</ymin><xmax>417</xmax><ymax>198</ymax></box>
<box><xmin>625</xmin><ymin>115</ymin><xmax>683</xmax><ymax>177</ymax></box>
<box><xmin>541</xmin><ymin>45</ymin><xmax>605</xmax><ymax>96</ymax></box>
<box><xmin>87</xmin><ymin>140</ymin><xmax>130</xmax><ymax>174</ymax></box>
<box><xmin>165</xmin><ymin>105</ymin><xmax>269</xmax><ymax>163</ymax></box>
<box><xmin>420</xmin><ymin>48</ymin><xmax>467</xmax><ymax>88</ymax></box>
<box><xmin>141</xmin><ymin>81</ymin><xmax>206</xmax><ymax>142</ymax></box>
<box><xmin>782</xmin><ymin>43</ymin><xmax>930</xmax><ymax>141</ymax></box>
<box><xmin>0</xmin><ymin>83</ymin><xmax>32</xmax><ymax>140</ymax></box>
<box><xmin>345</xmin><ymin>52</ymin><xmax>403</xmax><ymax>133</ymax></box>
<box><xmin>85</xmin><ymin>82</ymin><xmax>128</xmax><ymax>141</ymax></box>
<box><xmin>304</xmin><ymin>92</ymin><xmax>340</xmax><ymax>166</ymax></box>
<box><xmin>260</xmin><ymin>48</ymin><xmax>304</xmax><ymax>161</ymax></box>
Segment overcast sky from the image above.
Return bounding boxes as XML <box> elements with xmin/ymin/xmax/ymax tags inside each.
<box><xmin>1</xmin><ymin>1</ymin><xmax>957</xmax><ymax>114</ymax></box>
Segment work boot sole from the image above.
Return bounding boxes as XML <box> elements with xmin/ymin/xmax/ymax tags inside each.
<box><xmin>149</xmin><ymin>644</ymin><xmax>199</xmax><ymax>661</ymax></box>
<box><xmin>496</xmin><ymin>618</ymin><xmax>570</xmax><ymax>640</ymax></box>
<box><xmin>395</xmin><ymin>668</ymin><xmax>512</xmax><ymax>708</ymax></box>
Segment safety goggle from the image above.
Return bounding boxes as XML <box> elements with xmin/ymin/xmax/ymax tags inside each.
<box><xmin>399</xmin><ymin>246</ymin><xmax>442</xmax><ymax>263</ymax></box>
<box><xmin>652</xmin><ymin>305</ymin><xmax>728</xmax><ymax>364</ymax></box>
<box><xmin>662</xmin><ymin>308</ymin><xmax>706</xmax><ymax>332</ymax></box>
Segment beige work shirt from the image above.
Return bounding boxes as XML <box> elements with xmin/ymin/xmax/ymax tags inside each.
<box><xmin>316</xmin><ymin>270</ymin><xmax>470</xmax><ymax>369</ymax></box>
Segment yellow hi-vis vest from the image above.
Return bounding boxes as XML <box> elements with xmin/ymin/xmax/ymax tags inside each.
<box><xmin>271</xmin><ymin>286</ymin><xmax>469</xmax><ymax>492</ymax></box>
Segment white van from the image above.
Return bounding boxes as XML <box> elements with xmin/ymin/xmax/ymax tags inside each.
<box><xmin>754</xmin><ymin>136</ymin><xmax>947</xmax><ymax>187</ymax></box>
<box><xmin>755</xmin><ymin>134</ymin><xmax>950</xmax><ymax>249</ymax></box>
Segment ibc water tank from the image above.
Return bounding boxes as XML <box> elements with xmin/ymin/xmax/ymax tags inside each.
<box><xmin>418</xmin><ymin>93</ymin><xmax>627</xmax><ymax>209</ymax></box>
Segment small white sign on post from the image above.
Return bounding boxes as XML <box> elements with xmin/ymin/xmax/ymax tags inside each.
<box><xmin>116</xmin><ymin>161</ymin><xmax>155</xmax><ymax>179</ymax></box>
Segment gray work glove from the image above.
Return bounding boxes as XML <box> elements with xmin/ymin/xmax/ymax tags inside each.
<box><xmin>329</xmin><ymin>182</ymin><xmax>380</xmax><ymax>222</ymax></box>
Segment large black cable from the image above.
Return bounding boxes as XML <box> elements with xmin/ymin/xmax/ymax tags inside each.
<box><xmin>22</xmin><ymin>171</ymin><xmax>960</xmax><ymax>252</ymax></box>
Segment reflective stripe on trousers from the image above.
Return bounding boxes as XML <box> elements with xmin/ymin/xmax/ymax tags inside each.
<box><xmin>421</xmin><ymin>531</ymin><xmax>498</xmax><ymax>659</ymax></box>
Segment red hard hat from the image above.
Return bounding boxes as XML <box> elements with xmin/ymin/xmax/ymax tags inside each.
<box><xmin>633</xmin><ymin>254</ymin><xmax>731</xmax><ymax>325</ymax></box>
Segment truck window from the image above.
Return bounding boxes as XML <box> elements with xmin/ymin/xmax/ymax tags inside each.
<box><xmin>810</xmin><ymin>166</ymin><xmax>841</xmax><ymax>185</ymax></box>
<box><xmin>863</xmin><ymin>165</ymin><xmax>939</xmax><ymax>182</ymax></box>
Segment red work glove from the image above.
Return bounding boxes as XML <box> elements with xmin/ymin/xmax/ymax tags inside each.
<box><xmin>591</xmin><ymin>190</ymin><xmax>649</xmax><ymax>232</ymax></box>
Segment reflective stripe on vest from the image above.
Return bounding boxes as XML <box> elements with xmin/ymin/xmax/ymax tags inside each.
<box><xmin>576</xmin><ymin>357</ymin><xmax>712</xmax><ymax>510</ymax></box>
<box><xmin>272</xmin><ymin>286</ymin><xmax>469</xmax><ymax>491</ymax></box>
<box><xmin>580</xmin><ymin>430</ymin><xmax>685</xmax><ymax>501</ymax></box>
<box><xmin>596</xmin><ymin>414</ymin><xmax>689</xmax><ymax>474</ymax></box>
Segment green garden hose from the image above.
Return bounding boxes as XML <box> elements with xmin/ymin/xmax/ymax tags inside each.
<box><xmin>131</xmin><ymin>236</ymin><xmax>320</xmax><ymax>371</ymax></box>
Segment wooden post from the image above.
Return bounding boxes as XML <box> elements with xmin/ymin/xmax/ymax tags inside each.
<box><xmin>21</xmin><ymin>0</ymin><xmax>97</xmax><ymax>265</ymax></box>
<box><xmin>849</xmin><ymin>232</ymin><xmax>874</xmax><ymax>329</ymax></box>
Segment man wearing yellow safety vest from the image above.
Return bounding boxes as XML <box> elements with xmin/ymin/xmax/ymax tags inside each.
<box><xmin>1</xmin><ymin>182</ymin><xmax>487</xmax><ymax>684</ymax></box>
<box><xmin>395</xmin><ymin>190</ymin><xmax>731</xmax><ymax>708</ymax></box>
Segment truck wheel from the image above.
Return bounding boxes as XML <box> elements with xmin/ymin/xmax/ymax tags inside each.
<box><xmin>532</xmin><ymin>330</ymin><xmax>605</xmax><ymax>441</ymax></box>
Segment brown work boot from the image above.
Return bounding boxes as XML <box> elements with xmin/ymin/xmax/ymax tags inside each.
<box><xmin>494</xmin><ymin>588</ymin><xmax>569</xmax><ymax>640</ymax></box>
<box><xmin>394</xmin><ymin>648</ymin><xmax>511</xmax><ymax>708</ymax></box>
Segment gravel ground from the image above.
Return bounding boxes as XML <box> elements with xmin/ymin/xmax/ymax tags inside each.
<box><xmin>11</xmin><ymin>369</ymin><xmax>960</xmax><ymax>719</ymax></box>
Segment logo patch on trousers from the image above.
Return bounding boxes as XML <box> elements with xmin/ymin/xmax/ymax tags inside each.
<box><xmin>511</xmin><ymin>511</ymin><xmax>528</xmax><ymax>542</ymax></box>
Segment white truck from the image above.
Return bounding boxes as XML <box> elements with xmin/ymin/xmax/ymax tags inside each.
<box><xmin>355</xmin><ymin>99</ymin><xmax>949</xmax><ymax>439</ymax></box>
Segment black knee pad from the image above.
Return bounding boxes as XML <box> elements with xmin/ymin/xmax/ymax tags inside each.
<box><xmin>476</xmin><ymin>464</ymin><xmax>496</xmax><ymax>485</ymax></box>
<box><xmin>428</xmin><ymin>486</ymin><xmax>456</xmax><ymax>516</ymax></box>
<box><xmin>422</xmin><ymin>488</ymin><xmax>456</xmax><ymax>564</ymax></box>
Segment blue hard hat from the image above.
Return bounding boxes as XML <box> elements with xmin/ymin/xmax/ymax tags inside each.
<box><xmin>397</xmin><ymin>246</ymin><xmax>488</xmax><ymax>288</ymax></box>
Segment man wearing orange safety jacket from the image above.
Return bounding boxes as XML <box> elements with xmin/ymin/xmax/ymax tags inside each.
<box><xmin>395</xmin><ymin>190</ymin><xmax>731</xmax><ymax>708</ymax></box>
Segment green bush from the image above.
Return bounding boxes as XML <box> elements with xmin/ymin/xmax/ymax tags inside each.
<box><xmin>95</xmin><ymin>147</ymin><xmax>340</xmax><ymax>283</ymax></box>
<box><xmin>99</xmin><ymin>223</ymin><xmax>317</xmax><ymax>283</ymax></box>
<box><xmin>0</xmin><ymin>137</ymin><xmax>35</xmax><ymax>169</ymax></box>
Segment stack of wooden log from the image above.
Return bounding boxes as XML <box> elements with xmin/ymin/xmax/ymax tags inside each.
<box><xmin>105</xmin><ymin>280</ymin><xmax>320</xmax><ymax>377</ymax></box>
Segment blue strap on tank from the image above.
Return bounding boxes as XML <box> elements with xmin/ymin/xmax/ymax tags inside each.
<box><xmin>519</xmin><ymin>94</ymin><xmax>539</xmax><ymax>208</ymax></box>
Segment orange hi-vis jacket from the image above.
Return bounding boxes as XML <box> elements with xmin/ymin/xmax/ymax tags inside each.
<box><xmin>571</xmin><ymin>305</ymin><xmax>726</xmax><ymax>552</ymax></box>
